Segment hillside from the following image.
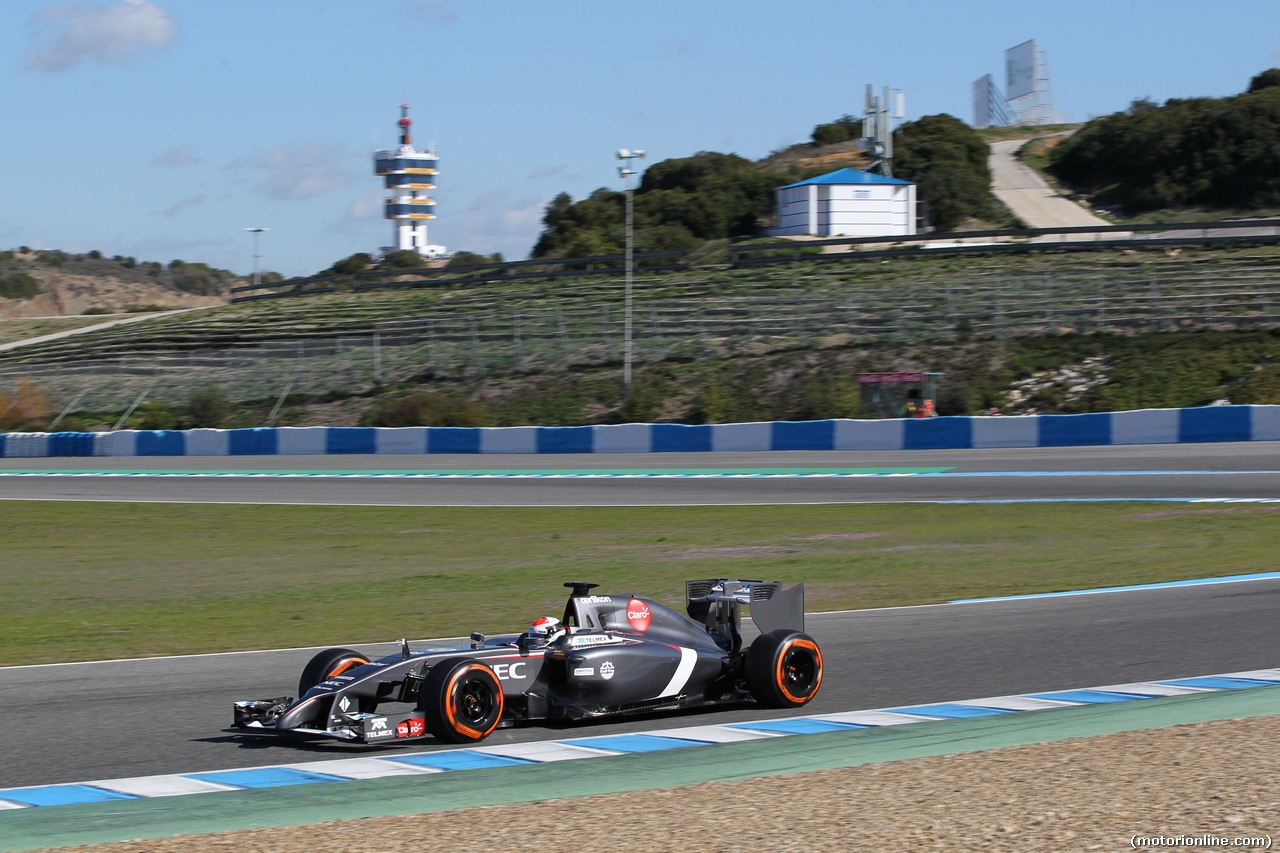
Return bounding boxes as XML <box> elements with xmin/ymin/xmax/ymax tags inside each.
<box><xmin>0</xmin><ymin>242</ymin><xmax>1277</xmax><ymax>432</ymax></box>
<box><xmin>1047</xmin><ymin>69</ymin><xmax>1280</xmax><ymax>218</ymax></box>
<box><xmin>0</xmin><ymin>249</ymin><xmax>235</xmax><ymax>318</ymax></box>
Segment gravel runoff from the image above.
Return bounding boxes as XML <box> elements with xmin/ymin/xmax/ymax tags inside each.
<box><xmin>32</xmin><ymin>716</ymin><xmax>1280</xmax><ymax>853</ymax></box>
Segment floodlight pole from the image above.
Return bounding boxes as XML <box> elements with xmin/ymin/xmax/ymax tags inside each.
<box><xmin>245</xmin><ymin>227</ymin><xmax>269</xmax><ymax>288</ymax></box>
<box><xmin>616</xmin><ymin>149</ymin><xmax>644</xmax><ymax>394</ymax></box>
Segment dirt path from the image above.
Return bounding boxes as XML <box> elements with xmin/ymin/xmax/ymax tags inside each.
<box><xmin>36</xmin><ymin>714</ymin><xmax>1280</xmax><ymax>853</ymax></box>
<box><xmin>988</xmin><ymin>138</ymin><xmax>1111</xmax><ymax>229</ymax></box>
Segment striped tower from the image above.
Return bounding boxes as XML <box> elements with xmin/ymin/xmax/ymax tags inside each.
<box><xmin>374</xmin><ymin>104</ymin><xmax>440</xmax><ymax>257</ymax></box>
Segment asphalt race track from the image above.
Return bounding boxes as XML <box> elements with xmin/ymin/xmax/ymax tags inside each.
<box><xmin>1</xmin><ymin>441</ymin><xmax>1277</xmax><ymax>789</ymax></box>
<box><xmin>0</xmin><ymin>443</ymin><xmax>1276</xmax><ymax>505</ymax></box>
<box><xmin>4</xmin><ymin>577</ymin><xmax>1280</xmax><ymax>788</ymax></box>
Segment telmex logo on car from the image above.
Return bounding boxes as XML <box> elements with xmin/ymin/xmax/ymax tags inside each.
<box><xmin>365</xmin><ymin>717</ymin><xmax>393</xmax><ymax>739</ymax></box>
<box><xmin>626</xmin><ymin>599</ymin><xmax>652</xmax><ymax>632</ymax></box>
<box><xmin>576</xmin><ymin>595</ymin><xmax>613</xmax><ymax>604</ymax></box>
<box><xmin>569</xmin><ymin>633</ymin><xmax>619</xmax><ymax>647</ymax></box>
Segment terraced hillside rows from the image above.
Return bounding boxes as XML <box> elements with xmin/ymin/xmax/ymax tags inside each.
<box><xmin>1</xmin><ymin>247</ymin><xmax>1278</xmax><ymax>422</ymax></box>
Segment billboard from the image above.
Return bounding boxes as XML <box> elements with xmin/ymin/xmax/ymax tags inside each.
<box><xmin>1005</xmin><ymin>39</ymin><xmax>1037</xmax><ymax>100</ymax></box>
<box><xmin>973</xmin><ymin>74</ymin><xmax>992</xmax><ymax>127</ymax></box>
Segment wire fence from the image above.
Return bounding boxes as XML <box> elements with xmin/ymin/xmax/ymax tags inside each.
<box><xmin>2</xmin><ymin>261</ymin><xmax>1278</xmax><ymax>421</ymax></box>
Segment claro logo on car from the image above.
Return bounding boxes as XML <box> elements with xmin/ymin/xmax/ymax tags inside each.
<box><xmin>396</xmin><ymin>717</ymin><xmax>426</xmax><ymax>738</ymax></box>
<box><xmin>626</xmin><ymin>599</ymin><xmax>652</xmax><ymax>632</ymax></box>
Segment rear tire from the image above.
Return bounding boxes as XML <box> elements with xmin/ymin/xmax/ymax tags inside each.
<box><xmin>418</xmin><ymin>657</ymin><xmax>505</xmax><ymax>744</ymax></box>
<box><xmin>297</xmin><ymin>647</ymin><xmax>371</xmax><ymax>696</ymax></box>
<box><xmin>744</xmin><ymin>629</ymin><xmax>823</xmax><ymax>708</ymax></box>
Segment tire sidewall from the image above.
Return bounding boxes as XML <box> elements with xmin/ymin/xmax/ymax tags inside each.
<box><xmin>297</xmin><ymin>647</ymin><xmax>370</xmax><ymax>697</ymax></box>
<box><xmin>745</xmin><ymin>629</ymin><xmax>823</xmax><ymax>708</ymax></box>
<box><xmin>419</xmin><ymin>657</ymin><xmax>505</xmax><ymax>743</ymax></box>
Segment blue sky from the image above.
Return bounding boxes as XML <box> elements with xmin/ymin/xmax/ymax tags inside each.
<box><xmin>3</xmin><ymin>0</ymin><xmax>1278</xmax><ymax>277</ymax></box>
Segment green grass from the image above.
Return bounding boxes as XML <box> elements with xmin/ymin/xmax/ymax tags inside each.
<box><xmin>1</xmin><ymin>501</ymin><xmax>1276</xmax><ymax>665</ymax></box>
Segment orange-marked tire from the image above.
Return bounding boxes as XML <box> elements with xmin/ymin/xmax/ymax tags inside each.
<box><xmin>419</xmin><ymin>657</ymin><xmax>505</xmax><ymax>744</ymax></box>
<box><xmin>297</xmin><ymin>647</ymin><xmax>371</xmax><ymax>696</ymax></box>
<box><xmin>745</xmin><ymin>630</ymin><xmax>823</xmax><ymax>708</ymax></box>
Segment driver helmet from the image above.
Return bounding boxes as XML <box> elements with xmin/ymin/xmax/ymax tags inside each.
<box><xmin>527</xmin><ymin>615</ymin><xmax>566</xmax><ymax>647</ymax></box>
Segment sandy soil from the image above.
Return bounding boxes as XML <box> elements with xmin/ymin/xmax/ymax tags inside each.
<box><xmin>34</xmin><ymin>715</ymin><xmax>1279</xmax><ymax>853</ymax></box>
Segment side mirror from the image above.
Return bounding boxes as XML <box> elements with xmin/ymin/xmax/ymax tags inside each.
<box><xmin>470</xmin><ymin>631</ymin><xmax>485</xmax><ymax>649</ymax></box>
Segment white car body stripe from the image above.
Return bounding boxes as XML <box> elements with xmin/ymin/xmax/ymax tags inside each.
<box><xmin>658</xmin><ymin>647</ymin><xmax>698</xmax><ymax>698</ymax></box>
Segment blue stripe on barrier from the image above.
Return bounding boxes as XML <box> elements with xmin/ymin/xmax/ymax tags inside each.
<box><xmin>903</xmin><ymin>416</ymin><xmax>973</xmax><ymax>450</ymax></box>
<box><xmin>136</xmin><ymin>430</ymin><xmax>185</xmax><ymax>456</ymax></box>
<box><xmin>1180</xmin><ymin>405</ymin><xmax>1252</xmax><ymax>443</ymax></box>
<box><xmin>537</xmin><ymin>426</ymin><xmax>593</xmax><ymax>454</ymax></box>
<box><xmin>228</xmin><ymin>427</ymin><xmax>277</xmax><ymax>455</ymax></box>
<box><xmin>3</xmin><ymin>405</ymin><xmax>1278</xmax><ymax>458</ymax></box>
<box><xmin>427</xmin><ymin>427</ymin><xmax>481</xmax><ymax>454</ymax></box>
<box><xmin>771</xmin><ymin>419</ymin><xmax>835</xmax><ymax>451</ymax></box>
<box><xmin>48</xmin><ymin>432</ymin><xmax>95</xmax><ymax>456</ymax></box>
<box><xmin>327</xmin><ymin>427</ymin><xmax>377</xmax><ymax>455</ymax></box>
<box><xmin>1038</xmin><ymin>412</ymin><xmax>1111</xmax><ymax>447</ymax></box>
<box><xmin>653</xmin><ymin>423</ymin><xmax>712</xmax><ymax>453</ymax></box>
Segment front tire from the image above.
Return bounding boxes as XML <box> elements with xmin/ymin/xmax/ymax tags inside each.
<box><xmin>418</xmin><ymin>657</ymin><xmax>505</xmax><ymax>744</ymax></box>
<box><xmin>297</xmin><ymin>647</ymin><xmax>371</xmax><ymax>696</ymax></box>
<box><xmin>744</xmin><ymin>629</ymin><xmax>823</xmax><ymax>708</ymax></box>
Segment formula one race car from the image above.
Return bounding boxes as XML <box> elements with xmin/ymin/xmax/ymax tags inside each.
<box><xmin>233</xmin><ymin>579</ymin><xmax>823</xmax><ymax>745</ymax></box>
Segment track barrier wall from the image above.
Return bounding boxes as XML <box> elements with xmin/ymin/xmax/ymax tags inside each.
<box><xmin>0</xmin><ymin>405</ymin><xmax>1276</xmax><ymax>458</ymax></box>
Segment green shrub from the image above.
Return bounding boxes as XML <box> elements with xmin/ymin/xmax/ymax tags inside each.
<box><xmin>185</xmin><ymin>386</ymin><xmax>229</xmax><ymax>428</ymax></box>
<box><xmin>1050</xmin><ymin>74</ymin><xmax>1280</xmax><ymax>213</ymax></box>
<box><xmin>0</xmin><ymin>273</ymin><xmax>42</xmax><ymax>300</ymax></box>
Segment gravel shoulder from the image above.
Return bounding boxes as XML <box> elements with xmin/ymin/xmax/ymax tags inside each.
<box><xmin>32</xmin><ymin>714</ymin><xmax>1280</xmax><ymax>853</ymax></box>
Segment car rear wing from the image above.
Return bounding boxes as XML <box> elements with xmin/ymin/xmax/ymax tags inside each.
<box><xmin>685</xmin><ymin>579</ymin><xmax>805</xmax><ymax>641</ymax></box>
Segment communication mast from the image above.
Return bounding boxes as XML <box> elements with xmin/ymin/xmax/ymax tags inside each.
<box><xmin>862</xmin><ymin>84</ymin><xmax>905</xmax><ymax>177</ymax></box>
<box><xmin>374</xmin><ymin>105</ymin><xmax>445</xmax><ymax>259</ymax></box>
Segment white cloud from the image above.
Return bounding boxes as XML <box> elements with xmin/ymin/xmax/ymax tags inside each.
<box><xmin>156</xmin><ymin>194</ymin><xmax>204</xmax><ymax>217</ymax></box>
<box><xmin>150</xmin><ymin>143</ymin><xmax>201</xmax><ymax>167</ymax></box>
<box><xmin>230</xmin><ymin>143</ymin><xmax>356</xmax><ymax>201</ymax></box>
<box><xmin>26</xmin><ymin>0</ymin><xmax>177</xmax><ymax>72</ymax></box>
<box><xmin>400</xmin><ymin>2</ymin><xmax>457</xmax><ymax>24</ymax></box>
<box><xmin>446</xmin><ymin>192</ymin><xmax>550</xmax><ymax>259</ymax></box>
<box><xmin>325</xmin><ymin>190</ymin><xmax>384</xmax><ymax>236</ymax></box>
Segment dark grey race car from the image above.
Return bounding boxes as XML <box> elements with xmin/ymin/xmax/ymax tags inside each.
<box><xmin>233</xmin><ymin>579</ymin><xmax>824</xmax><ymax>745</ymax></box>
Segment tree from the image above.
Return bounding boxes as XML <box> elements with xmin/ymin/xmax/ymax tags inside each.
<box><xmin>380</xmin><ymin>249</ymin><xmax>426</xmax><ymax>270</ymax></box>
<box><xmin>1248</xmin><ymin>68</ymin><xmax>1280</xmax><ymax>93</ymax></box>
<box><xmin>331</xmin><ymin>252</ymin><xmax>372</xmax><ymax>275</ymax></box>
<box><xmin>893</xmin><ymin>113</ymin><xmax>1002</xmax><ymax>231</ymax></box>
<box><xmin>810</xmin><ymin>115</ymin><xmax>861</xmax><ymax>146</ymax></box>
<box><xmin>446</xmin><ymin>251</ymin><xmax>503</xmax><ymax>268</ymax></box>
<box><xmin>1049</xmin><ymin>73</ymin><xmax>1280</xmax><ymax>213</ymax></box>
<box><xmin>530</xmin><ymin>152</ymin><xmax>784</xmax><ymax>258</ymax></box>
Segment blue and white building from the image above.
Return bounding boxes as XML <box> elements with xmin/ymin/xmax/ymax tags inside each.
<box><xmin>375</xmin><ymin>104</ymin><xmax>446</xmax><ymax>259</ymax></box>
<box><xmin>770</xmin><ymin>168</ymin><xmax>917</xmax><ymax>238</ymax></box>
